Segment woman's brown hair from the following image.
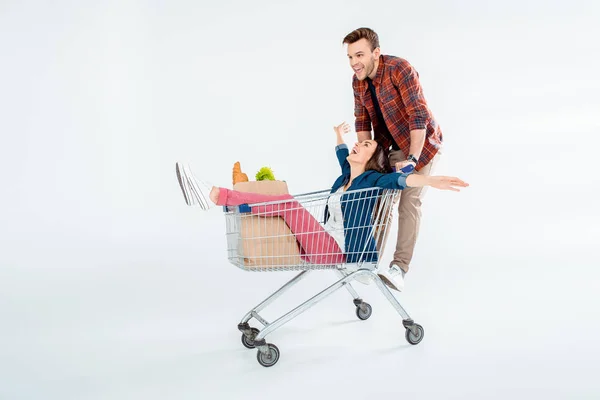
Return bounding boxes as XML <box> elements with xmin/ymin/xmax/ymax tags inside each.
<box><xmin>365</xmin><ymin>142</ymin><xmax>392</xmax><ymax>173</ymax></box>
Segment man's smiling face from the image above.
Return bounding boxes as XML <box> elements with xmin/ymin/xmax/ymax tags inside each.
<box><xmin>347</xmin><ymin>38</ymin><xmax>380</xmax><ymax>81</ymax></box>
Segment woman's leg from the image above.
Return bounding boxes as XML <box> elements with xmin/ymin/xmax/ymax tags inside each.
<box><xmin>216</xmin><ymin>187</ymin><xmax>344</xmax><ymax>265</ymax></box>
<box><xmin>216</xmin><ymin>187</ymin><xmax>292</xmax><ymax>207</ymax></box>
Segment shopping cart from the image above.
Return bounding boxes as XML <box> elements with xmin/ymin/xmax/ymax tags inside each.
<box><xmin>223</xmin><ymin>187</ymin><xmax>425</xmax><ymax>367</ymax></box>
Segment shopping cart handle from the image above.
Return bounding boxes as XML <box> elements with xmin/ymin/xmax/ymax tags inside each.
<box><xmin>222</xmin><ymin>204</ymin><xmax>252</xmax><ymax>213</ymax></box>
<box><xmin>392</xmin><ymin>164</ymin><xmax>415</xmax><ymax>173</ymax></box>
<box><xmin>238</xmin><ymin>204</ymin><xmax>251</xmax><ymax>213</ymax></box>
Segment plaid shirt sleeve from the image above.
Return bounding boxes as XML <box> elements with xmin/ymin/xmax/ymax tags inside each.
<box><xmin>335</xmin><ymin>144</ymin><xmax>351</xmax><ymax>174</ymax></box>
<box><xmin>353</xmin><ymin>82</ymin><xmax>372</xmax><ymax>133</ymax></box>
<box><xmin>393</xmin><ymin>61</ymin><xmax>430</xmax><ymax>131</ymax></box>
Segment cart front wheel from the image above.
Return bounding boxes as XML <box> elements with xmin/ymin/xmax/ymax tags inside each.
<box><xmin>355</xmin><ymin>302</ymin><xmax>372</xmax><ymax>320</ymax></box>
<box><xmin>257</xmin><ymin>344</ymin><xmax>280</xmax><ymax>367</ymax></box>
<box><xmin>241</xmin><ymin>328</ymin><xmax>260</xmax><ymax>349</ymax></box>
<box><xmin>405</xmin><ymin>324</ymin><xmax>424</xmax><ymax>345</ymax></box>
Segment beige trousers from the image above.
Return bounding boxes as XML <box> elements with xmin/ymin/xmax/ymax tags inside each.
<box><xmin>388</xmin><ymin>149</ymin><xmax>441</xmax><ymax>273</ymax></box>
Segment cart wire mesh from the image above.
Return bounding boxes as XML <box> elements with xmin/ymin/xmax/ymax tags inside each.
<box><xmin>223</xmin><ymin>187</ymin><xmax>400</xmax><ymax>272</ymax></box>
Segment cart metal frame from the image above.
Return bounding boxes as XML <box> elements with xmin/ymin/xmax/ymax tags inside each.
<box><xmin>223</xmin><ymin>188</ymin><xmax>425</xmax><ymax>367</ymax></box>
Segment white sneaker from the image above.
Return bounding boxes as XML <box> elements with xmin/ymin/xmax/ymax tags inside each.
<box><xmin>175</xmin><ymin>162</ymin><xmax>214</xmax><ymax>210</ymax></box>
<box><xmin>378</xmin><ymin>264</ymin><xmax>406</xmax><ymax>292</ymax></box>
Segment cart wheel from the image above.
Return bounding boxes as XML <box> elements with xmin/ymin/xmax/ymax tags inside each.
<box><xmin>355</xmin><ymin>302</ymin><xmax>372</xmax><ymax>320</ymax></box>
<box><xmin>405</xmin><ymin>324</ymin><xmax>424</xmax><ymax>345</ymax></box>
<box><xmin>256</xmin><ymin>344</ymin><xmax>280</xmax><ymax>367</ymax></box>
<box><xmin>241</xmin><ymin>328</ymin><xmax>260</xmax><ymax>349</ymax></box>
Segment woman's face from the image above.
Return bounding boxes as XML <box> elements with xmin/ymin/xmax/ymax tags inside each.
<box><xmin>347</xmin><ymin>140</ymin><xmax>377</xmax><ymax>165</ymax></box>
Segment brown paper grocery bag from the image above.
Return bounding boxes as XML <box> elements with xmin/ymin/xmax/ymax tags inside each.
<box><xmin>233</xmin><ymin>181</ymin><xmax>302</xmax><ymax>269</ymax></box>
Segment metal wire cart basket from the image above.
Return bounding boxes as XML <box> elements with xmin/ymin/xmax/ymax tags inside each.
<box><xmin>222</xmin><ymin>187</ymin><xmax>425</xmax><ymax>367</ymax></box>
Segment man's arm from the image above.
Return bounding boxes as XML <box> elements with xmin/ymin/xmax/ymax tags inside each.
<box><xmin>353</xmin><ymin>84</ymin><xmax>372</xmax><ymax>142</ymax></box>
<box><xmin>408</xmin><ymin>129</ymin><xmax>426</xmax><ymax>160</ymax></box>
<box><xmin>357</xmin><ymin>130</ymin><xmax>372</xmax><ymax>142</ymax></box>
<box><xmin>394</xmin><ymin>61</ymin><xmax>431</xmax><ymax>163</ymax></box>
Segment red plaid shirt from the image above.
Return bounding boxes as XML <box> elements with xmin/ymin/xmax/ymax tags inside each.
<box><xmin>353</xmin><ymin>55</ymin><xmax>443</xmax><ymax>171</ymax></box>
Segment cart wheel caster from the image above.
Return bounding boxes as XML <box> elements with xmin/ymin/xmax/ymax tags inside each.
<box><xmin>257</xmin><ymin>344</ymin><xmax>280</xmax><ymax>367</ymax></box>
<box><xmin>405</xmin><ymin>323</ymin><xmax>424</xmax><ymax>345</ymax></box>
<box><xmin>355</xmin><ymin>302</ymin><xmax>372</xmax><ymax>320</ymax></box>
<box><xmin>241</xmin><ymin>327</ymin><xmax>260</xmax><ymax>349</ymax></box>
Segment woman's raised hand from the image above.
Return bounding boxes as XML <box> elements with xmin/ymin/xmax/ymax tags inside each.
<box><xmin>334</xmin><ymin>122</ymin><xmax>351</xmax><ymax>137</ymax></box>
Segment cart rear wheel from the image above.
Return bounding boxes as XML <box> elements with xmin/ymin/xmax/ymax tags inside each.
<box><xmin>257</xmin><ymin>344</ymin><xmax>280</xmax><ymax>367</ymax></box>
<box><xmin>355</xmin><ymin>302</ymin><xmax>372</xmax><ymax>320</ymax></box>
<box><xmin>405</xmin><ymin>324</ymin><xmax>424</xmax><ymax>345</ymax></box>
<box><xmin>241</xmin><ymin>328</ymin><xmax>260</xmax><ymax>349</ymax></box>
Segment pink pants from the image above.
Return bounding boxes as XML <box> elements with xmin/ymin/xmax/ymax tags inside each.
<box><xmin>217</xmin><ymin>188</ymin><xmax>345</xmax><ymax>265</ymax></box>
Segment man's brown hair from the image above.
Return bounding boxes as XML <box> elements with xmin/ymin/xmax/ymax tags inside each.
<box><xmin>342</xmin><ymin>27</ymin><xmax>380</xmax><ymax>51</ymax></box>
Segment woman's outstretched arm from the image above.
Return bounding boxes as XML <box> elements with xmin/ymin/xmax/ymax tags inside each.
<box><xmin>406</xmin><ymin>174</ymin><xmax>469</xmax><ymax>192</ymax></box>
<box><xmin>372</xmin><ymin>171</ymin><xmax>469</xmax><ymax>192</ymax></box>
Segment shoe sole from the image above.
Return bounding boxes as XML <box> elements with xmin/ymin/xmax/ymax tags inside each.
<box><xmin>175</xmin><ymin>163</ymin><xmax>192</xmax><ymax>206</ymax></box>
<box><xmin>182</xmin><ymin>164</ymin><xmax>211</xmax><ymax>210</ymax></box>
<box><xmin>377</xmin><ymin>274</ymin><xmax>402</xmax><ymax>292</ymax></box>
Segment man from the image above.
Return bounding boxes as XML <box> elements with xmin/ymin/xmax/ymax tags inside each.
<box><xmin>343</xmin><ymin>27</ymin><xmax>443</xmax><ymax>291</ymax></box>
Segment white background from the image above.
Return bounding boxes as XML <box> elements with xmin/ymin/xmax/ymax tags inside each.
<box><xmin>1</xmin><ymin>0</ymin><xmax>599</xmax><ymax>399</ymax></box>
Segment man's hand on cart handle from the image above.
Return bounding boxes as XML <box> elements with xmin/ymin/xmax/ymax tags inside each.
<box><xmin>392</xmin><ymin>164</ymin><xmax>416</xmax><ymax>174</ymax></box>
<box><xmin>395</xmin><ymin>160</ymin><xmax>416</xmax><ymax>173</ymax></box>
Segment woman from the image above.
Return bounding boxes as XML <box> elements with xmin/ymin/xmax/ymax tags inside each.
<box><xmin>176</xmin><ymin>123</ymin><xmax>468</xmax><ymax>285</ymax></box>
